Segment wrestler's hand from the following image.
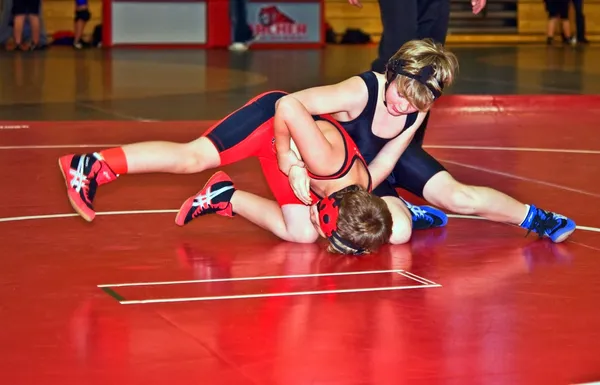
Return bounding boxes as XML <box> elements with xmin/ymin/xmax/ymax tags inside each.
<box><xmin>277</xmin><ymin>149</ymin><xmax>305</xmax><ymax>175</ymax></box>
<box><xmin>289</xmin><ymin>165</ymin><xmax>312</xmax><ymax>205</ymax></box>
<box><xmin>347</xmin><ymin>0</ymin><xmax>362</xmax><ymax>8</ymax></box>
<box><xmin>472</xmin><ymin>0</ymin><xmax>486</xmax><ymax>14</ymax></box>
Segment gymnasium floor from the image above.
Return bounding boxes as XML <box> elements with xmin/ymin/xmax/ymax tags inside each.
<box><xmin>1</xmin><ymin>44</ymin><xmax>599</xmax><ymax>385</ymax></box>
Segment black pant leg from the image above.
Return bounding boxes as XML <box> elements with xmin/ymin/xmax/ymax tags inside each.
<box><xmin>371</xmin><ymin>0</ymin><xmax>418</xmax><ymax>73</ymax></box>
<box><xmin>572</xmin><ymin>0</ymin><xmax>586</xmax><ymax>40</ymax></box>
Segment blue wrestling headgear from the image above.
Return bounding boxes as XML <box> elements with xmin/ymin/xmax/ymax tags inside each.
<box><xmin>383</xmin><ymin>59</ymin><xmax>443</xmax><ymax>107</ymax></box>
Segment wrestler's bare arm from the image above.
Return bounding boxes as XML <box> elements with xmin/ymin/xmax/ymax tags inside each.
<box><xmin>368</xmin><ymin>112</ymin><xmax>427</xmax><ymax>188</ymax></box>
<box><xmin>286</xmin><ymin>76</ymin><xmax>369</xmax><ymax>119</ymax></box>
<box><xmin>274</xmin><ymin>95</ymin><xmax>344</xmax><ymax>176</ymax></box>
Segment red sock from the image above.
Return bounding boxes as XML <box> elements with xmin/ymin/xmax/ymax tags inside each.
<box><xmin>99</xmin><ymin>147</ymin><xmax>128</xmax><ymax>174</ymax></box>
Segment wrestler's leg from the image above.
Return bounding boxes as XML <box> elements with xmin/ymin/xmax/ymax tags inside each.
<box><xmin>372</xmin><ymin>181</ymin><xmax>412</xmax><ymax>244</ymax></box>
<box><xmin>179</xmin><ymin>187</ymin><xmax>317</xmax><ymax>243</ymax></box>
<box><xmin>422</xmin><ymin>171</ymin><xmax>576</xmax><ymax>243</ymax></box>
<box><xmin>231</xmin><ymin>156</ymin><xmax>318</xmax><ymax>242</ymax></box>
<box><xmin>58</xmin><ymin>138</ymin><xmax>220</xmax><ymax>222</ymax></box>
<box><xmin>59</xmin><ymin>91</ymin><xmax>286</xmax><ymax>222</ymax></box>
<box><xmin>423</xmin><ymin>171</ymin><xmax>524</xmax><ymax>223</ymax></box>
<box><xmin>124</xmin><ymin>91</ymin><xmax>288</xmax><ymax>173</ymax></box>
<box><xmin>176</xmin><ymin>159</ymin><xmax>318</xmax><ymax>243</ymax></box>
<box><xmin>231</xmin><ymin>193</ymin><xmax>317</xmax><ymax>243</ymax></box>
<box><xmin>116</xmin><ymin>138</ymin><xmax>220</xmax><ymax>174</ymax></box>
<box><xmin>393</xmin><ymin>143</ymin><xmax>532</xmax><ymax>225</ymax></box>
<box><xmin>392</xmin><ymin>144</ymin><xmax>576</xmax><ymax>243</ymax></box>
<box><xmin>423</xmin><ymin>171</ymin><xmax>529</xmax><ymax>223</ymax></box>
<box><xmin>382</xmin><ymin>197</ymin><xmax>413</xmax><ymax>245</ymax></box>
<box><xmin>383</xmin><ymin>144</ymin><xmax>449</xmax><ymax>230</ymax></box>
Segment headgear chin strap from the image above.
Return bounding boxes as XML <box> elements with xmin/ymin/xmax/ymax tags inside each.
<box><xmin>383</xmin><ymin>59</ymin><xmax>443</xmax><ymax>107</ymax></box>
<box><xmin>317</xmin><ymin>192</ymin><xmax>367</xmax><ymax>256</ymax></box>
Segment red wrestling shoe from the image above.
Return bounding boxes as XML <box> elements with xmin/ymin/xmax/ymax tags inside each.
<box><xmin>175</xmin><ymin>171</ymin><xmax>236</xmax><ymax>226</ymax></box>
<box><xmin>58</xmin><ymin>153</ymin><xmax>118</xmax><ymax>222</ymax></box>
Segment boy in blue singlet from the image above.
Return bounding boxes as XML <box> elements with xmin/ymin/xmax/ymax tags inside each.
<box><xmin>287</xmin><ymin>38</ymin><xmax>576</xmax><ymax>243</ymax></box>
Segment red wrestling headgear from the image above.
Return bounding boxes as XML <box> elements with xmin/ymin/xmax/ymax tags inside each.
<box><xmin>317</xmin><ymin>190</ymin><xmax>367</xmax><ymax>256</ymax></box>
<box><xmin>317</xmin><ymin>193</ymin><xmax>340</xmax><ymax>238</ymax></box>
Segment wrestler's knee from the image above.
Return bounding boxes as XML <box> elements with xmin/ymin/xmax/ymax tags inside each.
<box><xmin>382</xmin><ymin>197</ymin><xmax>412</xmax><ymax>245</ymax></box>
<box><xmin>389</xmin><ymin>217</ymin><xmax>412</xmax><ymax>245</ymax></box>
<box><xmin>179</xmin><ymin>137</ymin><xmax>221</xmax><ymax>173</ymax></box>
<box><xmin>286</xmin><ymin>225</ymin><xmax>319</xmax><ymax>243</ymax></box>
<box><xmin>423</xmin><ymin>171</ymin><xmax>478</xmax><ymax>214</ymax></box>
<box><xmin>281</xmin><ymin>204</ymin><xmax>319</xmax><ymax>243</ymax></box>
<box><xmin>433</xmin><ymin>184</ymin><xmax>478</xmax><ymax>215</ymax></box>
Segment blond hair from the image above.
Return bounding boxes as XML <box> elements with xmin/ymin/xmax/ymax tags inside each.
<box><xmin>326</xmin><ymin>185</ymin><xmax>393</xmax><ymax>255</ymax></box>
<box><xmin>389</xmin><ymin>38</ymin><xmax>459</xmax><ymax>111</ymax></box>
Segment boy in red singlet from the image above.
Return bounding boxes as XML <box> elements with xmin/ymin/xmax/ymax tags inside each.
<box><xmin>59</xmin><ymin>91</ymin><xmax>419</xmax><ymax>255</ymax></box>
<box><xmin>175</xmin><ymin>93</ymin><xmax>429</xmax><ymax>254</ymax></box>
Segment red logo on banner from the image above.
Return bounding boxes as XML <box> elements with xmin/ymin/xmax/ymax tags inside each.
<box><xmin>253</xmin><ymin>6</ymin><xmax>307</xmax><ymax>38</ymax></box>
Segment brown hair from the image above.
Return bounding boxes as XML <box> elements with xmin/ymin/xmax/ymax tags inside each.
<box><xmin>327</xmin><ymin>185</ymin><xmax>393</xmax><ymax>255</ymax></box>
<box><xmin>389</xmin><ymin>38</ymin><xmax>459</xmax><ymax>111</ymax></box>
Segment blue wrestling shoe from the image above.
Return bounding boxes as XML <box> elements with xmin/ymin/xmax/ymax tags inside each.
<box><xmin>399</xmin><ymin>197</ymin><xmax>448</xmax><ymax>230</ymax></box>
<box><xmin>520</xmin><ymin>204</ymin><xmax>576</xmax><ymax>243</ymax></box>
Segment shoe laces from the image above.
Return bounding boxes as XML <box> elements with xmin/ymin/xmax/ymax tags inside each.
<box><xmin>526</xmin><ymin>209</ymin><xmax>560</xmax><ymax>238</ymax></box>
<box><xmin>410</xmin><ymin>205</ymin><xmax>433</xmax><ymax>223</ymax></box>
<box><xmin>190</xmin><ymin>185</ymin><xmax>233</xmax><ymax>218</ymax></box>
<box><xmin>69</xmin><ymin>156</ymin><xmax>95</xmax><ymax>204</ymax></box>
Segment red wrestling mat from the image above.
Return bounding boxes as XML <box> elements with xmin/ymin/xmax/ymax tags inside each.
<box><xmin>1</xmin><ymin>95</ymin><xmax>599</xmax><ymax>385</ymax></box>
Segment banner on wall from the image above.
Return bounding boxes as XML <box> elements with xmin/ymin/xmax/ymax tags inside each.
<box><xmin>111</xmin><ymin>2</ymin><xmax>207</xmax><ymax>44</ymax></box>
<box><xmin>248</xmin><ymin>3</ymin><xmax>321</xmax><ymax>43</ymax></box>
